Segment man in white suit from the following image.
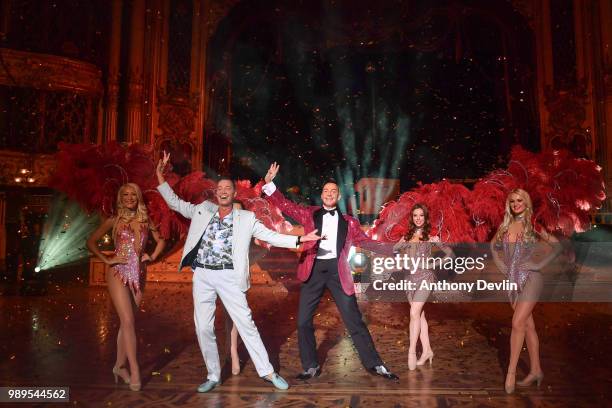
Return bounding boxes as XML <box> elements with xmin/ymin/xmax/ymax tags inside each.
<box><xmin>156</xmin><ymin>153</ymin><xmax>320</xmax><ymax>392</ymax></box>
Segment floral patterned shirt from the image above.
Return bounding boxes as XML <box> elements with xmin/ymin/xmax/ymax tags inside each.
<box><xmin>196</xmin><ymin>211</ymin><xmax>233</xmax><ymax>266</ymax></box>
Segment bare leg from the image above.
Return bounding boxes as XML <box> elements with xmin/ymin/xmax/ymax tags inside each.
<box><xmin>112</xmin><ymin>327</ymin><xmax>130</xmax><ymax>384</ymax></box>
<box><xmin>520</xmin><ymin>314</ymin><xmax>543</xmax><ymax>381</ymax></box>
<box><xmin>419</xmin><ymin>311</ymin><xmax>430</xmax><ymax>352</ymax></box>
<box><xmin>506</xmin><ymin>270</ymin><xmax>543</xmax><ymax>392</ymax></box>
<box><xmin>517</xmin><ymin>272</ymin><xmax>543</xmax><ymax>385</ymax></box>
<box><xmin>106</xmin><ymin>271</ymin><xmax>140</xmax><ymax>386</ymax></box>
<box><xmin>506</xmin><ymin>300</ymin><xmax>537</xmax><ymax>392</ymax></box>
<box><xmin>408</xmin><ymin>300</ymin><xmax>425</xmax><ymax>370</ymax></box>
<box><xmin>416</xmin><ymin>311</ymin><xmax>433</xmax><ymax>365</ymax></box>
<box><xmin>116</xmin><ymin>328</ymin><xmax>125</xmax><ymax>365</ymax></box>
<box><xmin>222</xmin><ymin>304</ymin><xmax>240</xmax><ymax>375</ymax></box>
<box><xmin>520</xmin><ymin>273</ymin><xmax>543</xmax><ymax>380</ymax></box>
<box><xmin>231</xmin><ymin>322</ymin><xmax>240</xmax><ymax>375</ymax></box>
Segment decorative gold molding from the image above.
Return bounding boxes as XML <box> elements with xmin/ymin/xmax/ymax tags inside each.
<box><xmin>0</xmin><ymin>48</ymin><xmax>103</xmax><ymax>95</ymax></box>
<box><xmin>157</xmin><ymin>90</ymin><xmax>199</xmax><ymax>135</ymax></box>
<box><xmin>0</xmin><ymin>150</ymin><xmax>56</xmax><ymax>187</ymax></box>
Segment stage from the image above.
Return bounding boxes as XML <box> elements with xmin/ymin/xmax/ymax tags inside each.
<box><xmin>1</xmin><ymin>272</ymin><xmax>610</xmax><ymax>407</ymax></box>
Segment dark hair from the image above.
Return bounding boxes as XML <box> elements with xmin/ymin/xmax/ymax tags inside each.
<box><xmin>321</xmin><ymin>178</ymin><xmax>339</xmax><ymax>190</ymax></box>
<box><xmin>216</xmin><ymin>175</ymin><xmax>235</xmax><ymax>188</ymax></box>
<box><xmin>404</xmin><ymin>203</ymin><xmax>431</xmax><ymax>242</ymax></box>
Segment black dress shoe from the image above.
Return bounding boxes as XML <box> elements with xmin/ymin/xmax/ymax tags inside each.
<box><xmin>370</xmin><ymin>365</ymin><xmax>399</xmax><ymax>380</ymax></box>
<box><xmin>296</xmin><ymin>366</ymin><xmax>321</xmax><ymax>380</ymax></box>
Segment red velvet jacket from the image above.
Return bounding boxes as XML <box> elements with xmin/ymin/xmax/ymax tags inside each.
<box><xmin>265</xmin><ymin>189</ymin><xmax>393</xmax><ymax>295</ymax></box>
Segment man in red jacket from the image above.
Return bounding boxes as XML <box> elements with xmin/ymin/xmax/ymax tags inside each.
<box><xmin>262</xmin><ymin>163</ymin><xmax>398</xmax><ymax>380</ymax></box>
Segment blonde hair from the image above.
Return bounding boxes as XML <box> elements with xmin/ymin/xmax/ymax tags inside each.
<box><xmin>112</xmin><ymin>183</ymin><xmax>149</xmax><ymax>239</ymax></box>
<box><xmin>494</xmin><ymin>188</ymin><xmax>536</xmax><ymax>242</ymax></box>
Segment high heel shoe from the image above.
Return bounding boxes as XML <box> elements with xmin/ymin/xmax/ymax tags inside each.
<box><xmin>129</xmin><ymin>382</ymin><xmax>141</xmax><ymax>392</ymax></box>
<box><xmin>112</xmin><ymin>366</ymin><xmax>130</xmax><ymax>385</ymax></box>
<box><xmin>517</xmin><ymin>372</ymin><xmax>544</xmax><ymax>388</ymax></box>
<box><xmin>417</xmin><ymin>350</ymin><xmax>434</xmax><ymax>366</ymax></box>
<box><xmin>408</xmin><ymin>352</ymin><xmax>417</xmax><ymax>371</ymax></box>
<box><xmin>504</xmin><ymin>371</ymin><xmax>516</xmax><ymax>394</ymax></box>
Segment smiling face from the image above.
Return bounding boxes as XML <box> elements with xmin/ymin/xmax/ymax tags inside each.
<box><xmin>120</xmin><ymin>186</ymin><xmax>138</xmax><ymax>210</ymax></box>
<box><xmin>412</xmin><ymin>208</ymin><xmax>425</xmax><ymax>228</ymax></box>
<box><xmin>321</xmin><ymin>182</ymin><xmax>340</xmax><ymax>209</ymax></box>
<box><xmin>508</xmin><ymin>192</ymin><xmax>527</xmax><ymax>216</ymax></box>
<box><xmin>216</xmin><ymin>179</ymin><xmax>236</xmax><ymax>207</ymax></box>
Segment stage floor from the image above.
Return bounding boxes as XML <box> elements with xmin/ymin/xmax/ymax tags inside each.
<box><xmin>1</xmin><ymin>279</ymin><xmax>611</xmax><ymax>407</ymax></box>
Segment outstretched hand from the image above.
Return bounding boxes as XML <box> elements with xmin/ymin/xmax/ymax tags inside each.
<box><xmin>264</xmin><ymin>162</ymin><xmax>280</xmax><ymax>184</ymax></box>
<box><xmin>300</xmin><ymin>229</ymin><xmax>322</xmax><ymax>243</ymax></box>
<box><xmin>156</xmin><ymin>151</ymin><xmax>170</xmax><ymax>184</ymax></box>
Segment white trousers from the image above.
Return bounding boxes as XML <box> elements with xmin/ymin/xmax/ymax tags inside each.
<box><xmin>192</xmin><ymin>267</ymin><xmax>274</xmax><ymax>382</ymax></box>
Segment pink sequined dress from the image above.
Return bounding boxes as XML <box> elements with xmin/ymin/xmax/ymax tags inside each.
<box><xmin>112</xmin><ymin>223</ymin><xmax>148</xmax><ymax>292</ymax></box>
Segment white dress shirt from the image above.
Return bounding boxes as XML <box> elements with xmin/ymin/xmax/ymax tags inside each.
<box><xmin>317</xmin><ymin>209</ymin><xmax>338</xmax><ymax>259</ymax></box>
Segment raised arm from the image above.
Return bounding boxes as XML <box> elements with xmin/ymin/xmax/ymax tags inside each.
<box><xmin>262</xmin><ymin>162</ymin><xmax>314</xmax><ymax>225</ymax></box>
<box><xmin>157</xmin><ymin>182</ymin><xmax>199</xmax><ymax>219</ymax></box>
<box><xmin>156</xmin><ymin>151</ymin><xmax>214</xmax><ymax>219</ymax></box>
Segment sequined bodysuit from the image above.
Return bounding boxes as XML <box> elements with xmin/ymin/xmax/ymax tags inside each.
<box><xmin>394</xmin><ymin>240</ymin><xmax>437</xmax><ymax>296</ymax></box>
<box><xmin>499</xmin><ymin>232</ymin><xmax>536</xmax><ymax>302</ymax></box>
<box><xmin>112</xmin><ymin>223</ymin><xmax>148</xmax><ymax>292</ymax></box>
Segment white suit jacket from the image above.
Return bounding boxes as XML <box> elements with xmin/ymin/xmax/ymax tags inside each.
<box><xmin>157</xmin><ymin>182</ymin><xmax>298</xmax><ymax>291</ymax></box>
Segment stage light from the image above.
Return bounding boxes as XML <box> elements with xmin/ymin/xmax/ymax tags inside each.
<box><xmin>348</xmin><ymin>246</ymin><xmax>368</xmax><ymax>274</ymax></box>
<box><xmin>37</xmin><ymin>195</ymin><xmax>99</xmax><ymax>272</ymax></box>
<box><xmin>351</xmin><ymin>252</ymin><xmax>367</xmax><ymax>269</ymax></box>
<box><xmin>34</xmin><ymin>266</ymin><xmax>41</xmax><ymax>273</ymax></box>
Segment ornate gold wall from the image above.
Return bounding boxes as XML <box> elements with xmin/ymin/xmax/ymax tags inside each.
<box><xmin>1</xmin><ymin>0</ymin><xmax>611</xmax><ymax>273</ymax></box>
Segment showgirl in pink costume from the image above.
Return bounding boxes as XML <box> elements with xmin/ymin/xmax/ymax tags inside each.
<box><xmin>87</xmin><ymin>183</ymin><xmax>165</xmax><ymax>391</ymax></box>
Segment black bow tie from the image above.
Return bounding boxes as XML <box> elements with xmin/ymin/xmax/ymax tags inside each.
<box><xmin>323</xmin><ymin>208</ymin><xmax>336</xmax><ymax>216</ymax></box>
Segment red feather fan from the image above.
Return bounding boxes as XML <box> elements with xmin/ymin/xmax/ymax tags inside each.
<box><xmin>371</xmin><ymin>146</ymin><xmax>605</xmax><ymax>243</ymax></box>
<box><xmin>369</xmin><ymin>180</ymin><xmax>474</xmax><ymax>243</ymax></box>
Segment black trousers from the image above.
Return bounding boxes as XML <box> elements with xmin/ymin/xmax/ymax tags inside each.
<box><xmin>297</xmin><ymin>258</ymin><xmax>383</xmax><ymax>370</ymax></box>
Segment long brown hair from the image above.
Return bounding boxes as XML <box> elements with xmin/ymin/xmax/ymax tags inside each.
<box><xmin>404</xmin><ymin>203</ymin><xmax>431</xmax><ymax>242</ymax></box>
